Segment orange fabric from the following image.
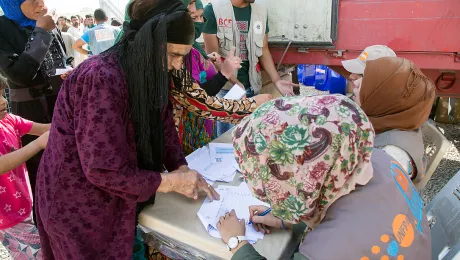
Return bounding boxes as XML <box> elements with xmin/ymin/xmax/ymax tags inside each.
<box><xmin>360</xmin><ymin>57</ymin><xmax>435</xmax><ymax>134</ymax></box>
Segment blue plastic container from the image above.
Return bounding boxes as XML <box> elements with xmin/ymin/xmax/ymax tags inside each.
<box><xmin>313</xmin><ymin>65</ymin><xmax>329</xmax><ymax>91</ymax></box>
<box><xmin>326</xmin><ymin>69</ymin><xmax>347</xmax><ymax>95</ymax></box>
<box><xmin>297</xmin><ymin>64</ymin><xmax>305</xmax><ymax>83</ymax></box>
<box><xmin>297</xmin><ymin>64</ymin><xmax>347</xmax><ymax>95</ymax></box>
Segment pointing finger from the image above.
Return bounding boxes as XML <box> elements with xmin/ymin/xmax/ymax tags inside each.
<box><xmin>192</xmin><ymin>188</ymin><xmax>198</xmax><ymax>200</ymax></box>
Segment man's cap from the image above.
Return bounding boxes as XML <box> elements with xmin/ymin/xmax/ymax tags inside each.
<box><xmin>342</xmin><ymin>45</ymin><xmax>396</xmax><ymax>75</ymax></box>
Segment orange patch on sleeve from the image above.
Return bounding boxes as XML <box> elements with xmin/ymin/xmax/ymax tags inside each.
<box><xmin>381</xmin><ymin>234</ymin><xmax>390</xmax><ymax>243</ymax></box>
<box><xmin>372</xmin><ymin>246</ymin><xmax>381</xmax><ymax>254</ymax></box>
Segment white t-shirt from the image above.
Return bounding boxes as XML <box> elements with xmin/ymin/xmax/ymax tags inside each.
<box><xmin>67</xmin><ymin>26</ymin><xmax>82</xmax><ymax>40</ymax></box>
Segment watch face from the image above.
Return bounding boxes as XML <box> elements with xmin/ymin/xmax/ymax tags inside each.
<box><xmin>228</xmin><ymin>237</ymin><xmax>239</xmax><ymax>249</ymax></box>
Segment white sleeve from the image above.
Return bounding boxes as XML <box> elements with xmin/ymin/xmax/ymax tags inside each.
<box><xmin>381</xmin><ymin>145</ymin><xmax>415</xmax><ymax>178</ymax></box>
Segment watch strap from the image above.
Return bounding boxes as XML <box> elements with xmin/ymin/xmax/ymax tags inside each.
<box><xmin>226</xmin><ymin>236</ymin><xmax>249</xmax><ymax>251</ymax></box>
<box><xmin>236</xmin><ymin>236</ymin><xmax>248</xmax><ymax>242</ymax></box>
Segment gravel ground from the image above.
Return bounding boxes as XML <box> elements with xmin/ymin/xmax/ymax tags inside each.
<box><xmin>1</xmin><ymin>87</ymin><xmax>458</xmax><ymax>259</ymax></box>
<box><xmin>0</xmin><ymin>245</ymin><xmax>8</xmax><ymax>260</ymax></box>
<box><xmin>421</xmin><ymin>122</ymin><xmax>460</xmax><ymax>204</ymax></box>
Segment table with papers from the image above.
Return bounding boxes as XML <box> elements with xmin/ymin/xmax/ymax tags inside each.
<box><xmin>139</xmin><ymin>129</ymin><xmax>302</xmax><ymax>260</ymax></box>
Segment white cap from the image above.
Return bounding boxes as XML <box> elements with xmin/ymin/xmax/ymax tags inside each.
<box><xmin>342</xmin><ymin>45</ymin><xmax>397</xmax><ymax>75</ymax></box>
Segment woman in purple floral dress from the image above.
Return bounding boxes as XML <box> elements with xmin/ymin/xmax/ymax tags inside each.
<box><xmin>35</xmin><ymin>1</ymin><xmax>218</xmax><ymax>259</ymax></box>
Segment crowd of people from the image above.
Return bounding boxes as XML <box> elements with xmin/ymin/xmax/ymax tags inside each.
<box><xmin>0</xmin><ymin>0</ymin><xmax>435</xmax><ymax>259</ymax></box>
<box><xmin>53</xmin><ymin>10</ymin><xmax>123</xmax><ymax>68</ymax></box>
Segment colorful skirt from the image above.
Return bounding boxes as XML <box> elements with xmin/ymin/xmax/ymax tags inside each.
<box><xmin>148</xmin><ymin>248</ymin><xmax>172</xmax><ymax>260</ymax></box>
<box><xmin>0</xmin><ymin>214</ymin><xmax>42</xmax><ymax>260</ymax></box>
<box><xmin>133</xmin><ymin>227</ymin><xmax>172</xmax><ymax>260</ymax></box>
<box><xmin>178</xmin><ymin>110</ymin><xmax>218</xmax><ymax>156</ymax></box>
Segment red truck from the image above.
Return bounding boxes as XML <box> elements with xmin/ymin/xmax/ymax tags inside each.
<box><xmin>100</xmin><ymin>0</ymin><xmax>460</xmax><ymax>97</ymax></box>
<box><xmin>264</xmin><ymin>0</ymin><xmax>460</xmax><ymax>96</ymax></box>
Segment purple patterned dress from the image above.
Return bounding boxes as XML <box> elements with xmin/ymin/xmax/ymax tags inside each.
<box><xmin>35</xmin><ymin>53</ymin><xmax>187</xmax><ymax>259</ymax></box>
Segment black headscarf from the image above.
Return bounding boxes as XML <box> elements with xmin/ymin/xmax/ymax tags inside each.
<box><xmin>109</xmin><ymin>0</ymin><xmax>195</xmax><ymax>225</ymax></box>
<box><xmin>114</xmin><ymin>0</ymin><xmax>194</xmax><ymax>173</ymax></box>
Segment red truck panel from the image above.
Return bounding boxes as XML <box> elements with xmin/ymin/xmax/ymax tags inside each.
<box><xmin>270</xmin><ymin>0</ymin><xmax>460</xmax><ymax>96</ymax></box>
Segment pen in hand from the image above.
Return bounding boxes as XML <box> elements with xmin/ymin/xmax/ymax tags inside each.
<box><xmin>248</xmin><ymin>208</ymin><xmax>271</xmax><ymax>225</ymax></box>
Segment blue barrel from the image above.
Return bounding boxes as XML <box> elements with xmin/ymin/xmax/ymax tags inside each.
<box><xmin>297</xmin><ymin>64</ymin><xmax>348</xmax><ymax>95</ymax></box>
<box><xmin>313</xmin><ymin>65</ymin><xmax>329</xmax><ymax>91</ymax></box>
<box><xmin>297</xmin><ymin>64</ymin><xmax>305</xmax><ymax>83</ymax></box>
<box><xmin>297</xmin><ymin>65</ymin><xmax>316</xmax><ymax>86</ymax></box>
<box><xmin>326</xmin><ymin>69</ymin><xmax>347</xmax><ymax>95</ymax></box>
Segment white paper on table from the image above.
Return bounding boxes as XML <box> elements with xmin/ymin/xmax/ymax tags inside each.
<box><xmin>209</xmin><ymin>143</ymin><xmax>237</xmax><ymax>165</ymax></box>
<box><xmin>223</xmin><ymin>84</ymin><xmax>246</xmax><ymax>100</ymax></box>
<box><xmin>186</xmin><ymin>146</ymin><xmax>236</xmax><ymax>183</ymax></box>
<box><xmin>197</xmin><ymin>183</ymin><xmax>270</xmax><ymax>243</ymax></box>
<box><xmin>55</xmin><ymin>66</ymin><xmax>73</xmax><ymax>76</ymax></box>
<box><xmin>192</xmin><ymin>160</ymin><xmax>236</xmax><ymax>183</ymax></box>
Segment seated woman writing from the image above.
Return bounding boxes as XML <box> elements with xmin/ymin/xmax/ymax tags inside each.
<box><xmin>217</xmin><ymin>94</ymin><xmax>431</xmax><ymax>259</ymax></box>
<box><xmin>349</xmin><ymin>57</ymin><xmax>435</xmax><ymax>181</ymax></box>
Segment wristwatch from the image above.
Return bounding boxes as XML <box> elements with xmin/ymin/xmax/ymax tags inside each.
<box><xmin>226</xmin><ymin>236</ymin><xmax>248</xmax><ymax>251</ymax></box>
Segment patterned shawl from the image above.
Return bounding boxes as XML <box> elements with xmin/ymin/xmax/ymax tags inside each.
<box><xmin>232</xmin><ymin>95</ymin><xmax>375</xmax><ymax>229</ymax></box>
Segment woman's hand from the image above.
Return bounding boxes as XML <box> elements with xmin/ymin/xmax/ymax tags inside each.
<box><xmin>60</xmin><ymin>69</ymin><xmax>73</xmax><ymax>80</ymax></box>
<box><xmin>36</xmin><ymin>12</ymin><xmax>56</xmax><ymax>32</ymax></box>
<box><xmin>208</xmin><ymin>52</ymin><xmax>221</xmax><ymax>63</ymax></box>
<box><xmin>160</xmin><ymin>169</ymin><xmax>220</xmax><ymax>201</ymax></box>
<box><xmin>177</xmin><ymin>165</ymin><xmax>190</xmax><ymax>172</ymax></box>
<box><xmin>217</xmin><ymin>210</ymin><xmax>246</xmax><ymax>243</ymax></box>
<box><xmin>249</xmin><ymin>205</ymin><xmax>283</xmax><ymax>234</ymax></box>
<box><xmin>253</xmin><ymin>94</ymin><xmax>273</xmax><ymax>107</ymax></box>
<box><xmin>220</xmin><ymin>47</ymin><xmax>242</xmax><ymax>79</ymax></box>
<box><xmin>274</xmin><ymin>80</ymin><xmax>298</xmax><ymax>96</ymax></box>
<box><xmin>208</xmin><ymin>52</ymin><xmax>223</xmax><ymax>71</ymax></box>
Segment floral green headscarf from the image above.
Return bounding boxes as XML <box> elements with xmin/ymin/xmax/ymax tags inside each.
<box><xmin>232</xmin><ymin>95</ymin><xmax>375</xmax><ymax>229</ymax></box>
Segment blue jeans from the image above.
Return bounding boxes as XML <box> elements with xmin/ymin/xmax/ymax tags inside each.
<box><xmin>216</xmin><ymin>87</ymin><xmax>255</xmax><ymax>137</ymax></box>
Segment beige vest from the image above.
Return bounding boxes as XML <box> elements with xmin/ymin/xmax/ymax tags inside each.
<box><xmin>299</xmin><ymin>149</ymin><xmax>431</xmax><ymax>260</ymax></box>
<box><xmin>211</xmin><ymin>0</ymin><xmax>267</xmax><ymax>93</ymax></box>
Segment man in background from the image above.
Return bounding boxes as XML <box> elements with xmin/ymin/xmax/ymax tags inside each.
<box><xmin>67</xmin><ymin>15</ymin><xmax>86</xmax><ymax>66</ymax></box>
<box><xmin>68</xmin><ymin>15</ymin><xmax>82</xmax><ymax>39</ymax></box>
<box><xmin>342</xmin><ymin>45</ymin><xmax>396</xmax><ymax>96</ymax></box>
<box><xmin>73</xmin><ymin>9</ymin><xmax>120</xmax><ymax>56</ymax></box>
<box><xmin>83</xmin><ymin>14</ymin><xmax>95</xmax><ymax>33</ymax></box>
<box><xmin>57</xmin><ymin>15</ymin><xmax>66</xmax><ymax>31</ymax></box>
<box><xmin>203</xmin><ymin>0</ymin><xmax>297</xmax><ymax>135</ymax></box>
<box><xmin>77</xmin><ymin>15</ymin><xmax>84</xmax><ymax>30</ymax></box>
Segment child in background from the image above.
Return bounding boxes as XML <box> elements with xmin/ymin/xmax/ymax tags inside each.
<box><xmin>0</xmin><ymin>76</ymin><xmax>50</xmax><ymax>260</ymax></box>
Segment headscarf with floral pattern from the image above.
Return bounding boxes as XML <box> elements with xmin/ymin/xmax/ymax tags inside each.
<box><xmin>232</xmin><ymin>95</ymin><xmax>375</xmax><ymax>229</ymax></box>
